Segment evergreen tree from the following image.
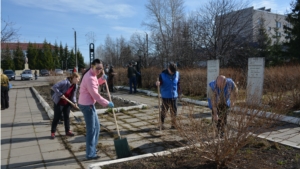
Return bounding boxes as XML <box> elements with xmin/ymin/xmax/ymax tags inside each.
<box><xmin>1</xmin><ymin>44</ymin><xmax>15</xmax><ymax>70</ymax></box>
<box><xmin>13</xmin><ymin>43</ymin><xmax>25</xmax><ymax>70</ymax></box>
<box><xmin>52</xmin><ymin>41</ymin><xmax>60</xmax><ymax>69</ymax></box>
<box><xmin>77</xmin><ymin>49</ymin><xmax>86</xmax><ymax>71</ymax></box>
<box><xmin>40</xmin><ymin>40</ymin><xmax>54</xmax><ymax>69</ymax></box>
<box><xmin>284</xmin><ymin>0</ymin><xmax>300</xmax><ymax>62</ymax></box>
<box><xmin>59</xmin><ymin>42</ymin><xmax>64</xmax><ymax>69</ymax></box>
<box><xmin>63</xmin><ymin>44</ymin><xmax>69</xmax><ymax>70</ymax></box>
<box><xmin>68</xmin><ymin>49</ymin><xmax>76</xmax><ymax>69</ymax></box>
<box><xmin>269</xmin><ymin>16</ymin><xmax>285</xmax><ymax>66</ymax></box>
<box><xmin>26</xmin><ymin>42</ymin><xmax>39</xmax><ymax>69</ymax></box>
<box><xmin>255</xmin><ymin>17</ymin><xmax>272</xmax><ymax>64</ymax></box>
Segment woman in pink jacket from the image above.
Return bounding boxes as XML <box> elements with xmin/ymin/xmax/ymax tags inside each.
<box><xmin>78</xmin><ymin>59</ymin><xmax>114</xmax><ymax>160</ymax></box>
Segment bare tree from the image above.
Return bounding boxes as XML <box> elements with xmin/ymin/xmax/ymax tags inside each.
<box><xmin>190</xmin><ymin>0</ymin><xmax>252</xmax><ymax>66</ymax></box>
<box><xmin>144</xmin><ymin>0</ymin><xmax>185</xmax><ymax>67</ymax></box>
<box><xmin>1</xmin><ymin>18</ymin><xmax>20</xmax><ymax>42</ymax></box>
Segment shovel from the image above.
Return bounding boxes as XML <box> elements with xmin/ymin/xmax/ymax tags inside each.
<box><xmin>63</xmin><ymin>98</ymin><xmax>83</xmax><ymax>123</ymax></box>
<box><xmin>104</xmin><ymin>78</ymin><xmax>131</xmax><ymax>158</ymax></box>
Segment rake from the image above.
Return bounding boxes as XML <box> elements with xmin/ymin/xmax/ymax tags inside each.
<box><xmin>63</xmin><ymin>98</ymin><xmax>83</xmax><ymax>123</ymax></box>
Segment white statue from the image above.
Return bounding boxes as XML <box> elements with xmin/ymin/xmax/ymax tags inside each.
<box><xmin>25</xmin><ymin>57</ymin><xmax>28</xmax><ymax>64</ymax></box>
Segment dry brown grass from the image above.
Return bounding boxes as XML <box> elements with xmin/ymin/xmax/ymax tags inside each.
<box><xmin>115</xmin><ymin>65</ymin><xmax>300</xmax><ymax>110</ymax></box>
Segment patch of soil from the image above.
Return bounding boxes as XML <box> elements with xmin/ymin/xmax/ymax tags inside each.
<box><xmin>103</xmin><ymin>137</ymin><xmax>300</xmax><ymax>169</ymax></box>
<box><xmin>34</xmin><ymin>85</ymin><xmax>136</xmax><ymax>111</ymax></box>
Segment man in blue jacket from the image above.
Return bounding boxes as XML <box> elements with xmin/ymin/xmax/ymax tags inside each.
<box><xmin>207</xmin><ymin>75</ymin><xmax>238</xmax><ymax>138</ymax></box>
<box><xmin>156</xmin><ymin>62</ymin><xmax>181</xmax><ymax>129</ymax></box>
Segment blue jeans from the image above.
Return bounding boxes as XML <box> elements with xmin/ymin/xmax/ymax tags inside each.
<box><xmin>78</xmin><ymin>104</ymin><xmax>100</xmax><ymax>159</ymax></box>
<box><xmin>129</xmin><ymin>76</ymin><xmax>137</xmax><ymax>93</ymax></box>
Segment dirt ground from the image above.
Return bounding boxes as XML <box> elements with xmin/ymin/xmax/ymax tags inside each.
<box><xmin>104</xmin><ymin>137</ymin><xmax>300</xmax><ymax>169</ymax></box>
<box><xmin>34</xmin><ymin>85</ymin><xmax>135</xmax><ymax>111</ymax></box>
<box><xmin>34</xmin><ymin>85</ymin><xmax>300</xmax><ymax>169</ymax></box>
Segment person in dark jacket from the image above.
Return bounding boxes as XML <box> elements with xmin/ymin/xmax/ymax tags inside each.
<box><xmin>127</xmin><ymin>62</ymin><xmax>140</xmax><ymax>94</ymax></box>
<box><xmin>50</xmin><ymin>72</ymin><xmax>80</xmax><ymax>139</ymax></box>
<box><xmin>156</xmin><ymin>62</ymin><xmax>181</xmax><ymax>129</ymax></box>
<box><xmin>108</xmin><ymin>65</ymin><xmax>117</xmax><ymax>92</ymax></box>
<box><xmin>34</xmin><ymin>70</ymin><xmax>38</xmax><ymax>80</ymax></box>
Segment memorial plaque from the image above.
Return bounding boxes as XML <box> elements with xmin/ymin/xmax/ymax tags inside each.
<box><xmin>247</xmin><ymin>57</ymin><xmax>265</xmax><ymax>105</ymax></box>
<box><xmin>207</xmin><ymin>60</ymin><xmax>219</xmax><ymax>96</ymax></box>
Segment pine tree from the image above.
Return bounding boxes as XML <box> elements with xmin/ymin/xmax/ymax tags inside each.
<box><xmin>52</xmin><ymin>41</ymin><xmax>60</xmax><ymax>69</ymax></box>
<box><xmin>59</xmin><ymin>42</ymin><xmax>64</xmax><ymax>69</ymax></box>
<box><xmin>13</xmin><ymin>43</ymin><xmax>25</xmax><ymax>70</ymax></box>
<box><xmin>284</xmin><ymin>0</ymin><xmax>300</xmax><ymax>62</ymax></box>
<box><xmin>1</xmin><ymin>44</ymin><xmax>15</xmax><ymax>70</ymax></box>
<box><xmin>255</xmin><ymin>17</ymin><xmax>272</xmax><ymax>63</ymax></box>
<box><xmin>77</xmin><ymin>49</ymin><xmax>86</xmax><ymax>71</ymax></box>
<box><xmin>68</xmin><ymin>49</ymin><xmax>76</xmax><ymax>69</ymax></box>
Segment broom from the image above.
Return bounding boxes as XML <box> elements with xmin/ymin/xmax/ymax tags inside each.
<box><xmin>104</xmin><ymin>76</ymin><xmax>131</xmax><ymax>158</ymax></box>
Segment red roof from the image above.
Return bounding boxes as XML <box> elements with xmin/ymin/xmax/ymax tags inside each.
<box><xmin>1</xmin><ymin>42</ymin><xmax>54</xmax><ymax>51</ymax></box>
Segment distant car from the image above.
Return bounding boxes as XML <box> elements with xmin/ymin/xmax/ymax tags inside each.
<box><xmin>40</xmin><ymin>69</ymin><xmax>50</xmax><ymax>76</ymax></box>
<box><xmin>21</xmin><ymin>70</ymin><xmax>33</xmax><ymax>80</ymax></box>
<box><xmin>55</xmin><ymin>69</ymin><xmax>63</xmax><ymax>76</ymax></box>
<box><xmin>68</xmin><ymin>69</ymin><xmax>73</xmax><ymax>75</ymax></box>
<box><xmin>4</xmin><ymin>70</ymin><xmax>15</xmax><ymax>80</ymax></box>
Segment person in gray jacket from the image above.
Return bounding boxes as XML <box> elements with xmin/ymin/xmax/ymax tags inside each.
<box><xmin>50</xmin><ymin>72</ymin><xmax>80</xmax><ymax>139</ymax></box>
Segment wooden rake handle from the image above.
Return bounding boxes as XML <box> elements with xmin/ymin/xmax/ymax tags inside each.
<box><xmin>157</xmin><ymin>78</ymin><xmax>161</xmax><ymax>131</ymax></box>
<box><xmin>103</xmin><ymin>71</ymin><xmax>121</xmax><ymax>138</ymax></box>
<box><xmin>63</xmin><ymin>97</ymin><xmax>79</xmax><ymax>110</ymax></box>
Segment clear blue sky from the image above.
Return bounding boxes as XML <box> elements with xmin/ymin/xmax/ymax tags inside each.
<box><xmin>1</xmin><ymin>0</ymin><xmax>292</xmax><ymax>63</ymax></box>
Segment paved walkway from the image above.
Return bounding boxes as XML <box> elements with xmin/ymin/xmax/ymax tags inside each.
<box><xmin>1</xmin><ymin>86</ymin><xmax>300</xmax><ymax>169</ymax></box>
<box><xmin>1</xmin><ymin>88</ymin><xmax>82</xmax><ymax>169</ymax></box>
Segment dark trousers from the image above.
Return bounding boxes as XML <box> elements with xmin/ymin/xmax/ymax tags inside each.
<box><xmin>51</xmin><ymin>103</ymin><xmax>71</xmax><ymax>133</ymax></box>
<box><xmin>214</xmin><ymin>105</ymin><xmax>229</xmax><ymax>135</ymax></box>
<box><xmin>160</xmin><ymin>98</ymin><xmax>177</xmax><ymax>126</ymax></box>
<box><xmin>108</xmin><ymin>78</ymin><xmax>114</xmax><ymax>92</ymax></box>
<box><xmin>1</xmin><ymin>86</ymin><xmax>9</xmax><ymax>109</ymax></box>
<box><xmin>129</xmin><ymin>76</ymin><xmax>137</xmax><ymax>93</ymax></box>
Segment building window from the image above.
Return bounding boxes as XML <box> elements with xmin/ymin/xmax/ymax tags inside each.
<box><xmin>276</xmin><ymin>32</ymin><xmax>281</xmax><ymax>37</ymax></box>
<box><xmin>276</xmin><ymin>22</ymin><xmax>281</xmax><ymax>28</ymax></box>
<box><xmin>268</xmin><ymin>27</ymin><xmax>271</xmax><ymax>31</ymax></box>
<box><xmin>257</xmin><ymin>18</ymin><xmax>262</xmax><ymax>25</ymax></box>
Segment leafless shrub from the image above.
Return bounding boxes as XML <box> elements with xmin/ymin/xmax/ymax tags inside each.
<box><xmin>175</xmin><ymin>93</ymin><xmax>285</xmax><ymax>168</ymax></box>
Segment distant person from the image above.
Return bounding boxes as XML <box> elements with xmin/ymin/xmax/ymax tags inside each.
<box><xmin>127</xmin><ymin>62</ymin><xmax>140</xmax><ymax>94</ymax></box>
<box><xmin>156</xmin><ymin>62</ymin><xmax>181</xmax><ymax>130</ymax></box>
<box><xmin>101</xmin><ymin>64</ymin><xmax>110</xmax><ymax>92</ymax></box>
<box><xmin>34</xmin><ymin>70</ymin><xmax>38</xmax><ymax>80</ymax></box>
<box><xmin>50</xmin><ymin>72</ymin><xmax>81</xmax><ymax>139</ymax></box>
<box><xmin>78</xmin><ymin>59</ymin><xmax>114</xmax><ymax>160</ymax></box>
<box><xmin>73</xmin><ymin>67</ymin><xmax>77</xmax><ymax>73</ymax></box>
<box><xmin>207</xmin><ymin>75</ymin><xmax>238</xmax><ymax>138</ymax></box>
<box><xmin>104</xmin><ymin>64</ymin><xmax>109</xmax><ymax>75</ymax></box>
<box><xmin>108</xmin><ymin>65</ymin><xmax>117</xmax><ymax>92</ymax></box>
<box><xmin>1</xmin><ymin>71</ymin><xmax>9</xmax><ymax>110</ymax></box>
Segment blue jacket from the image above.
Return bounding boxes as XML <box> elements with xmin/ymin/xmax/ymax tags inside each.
<box><xmin>207</xmin><ymin>78</ymin><xmax>236</xmax><ymax>109</ymax></box>
<box><xmin>51</xmin><ymin>78</ymin><xmax>78</xmax><ymax>105</ymax></box>
<box><xmin>159</xmin><ymin>69</ymin><xmax>180</xmax><ymax>99</ymax></box>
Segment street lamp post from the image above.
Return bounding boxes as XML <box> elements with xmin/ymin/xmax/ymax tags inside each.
<box><xmin>137</xmin><ymin>49</ymin><xmax>143</xmax><ymax>88</ymax></box>
<box><xmin>72</xmin><ymin>28</ymin><xmax>77</xmax><ymax>71</ymax></box>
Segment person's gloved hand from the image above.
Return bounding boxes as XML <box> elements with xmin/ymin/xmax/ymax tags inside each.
<box><xmin>156</xmin><ymin>81</ymin><xmax>160</xmax><ymax>86</ymax></box>
<box><xmin>102</xmin><ymin>74</ymin><xmax>108</xmax><ymax>80</ymax></box>
<box><xmin>108</xmin><ymin>102</ymin><xmax>114</xmax><ymax>108</ymax></box>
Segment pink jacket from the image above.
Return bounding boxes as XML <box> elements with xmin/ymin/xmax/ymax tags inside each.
<box><xmin>78</xmin><ymin>69</ymin><xmax>109</xmax><ymax>106</ymax></box>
